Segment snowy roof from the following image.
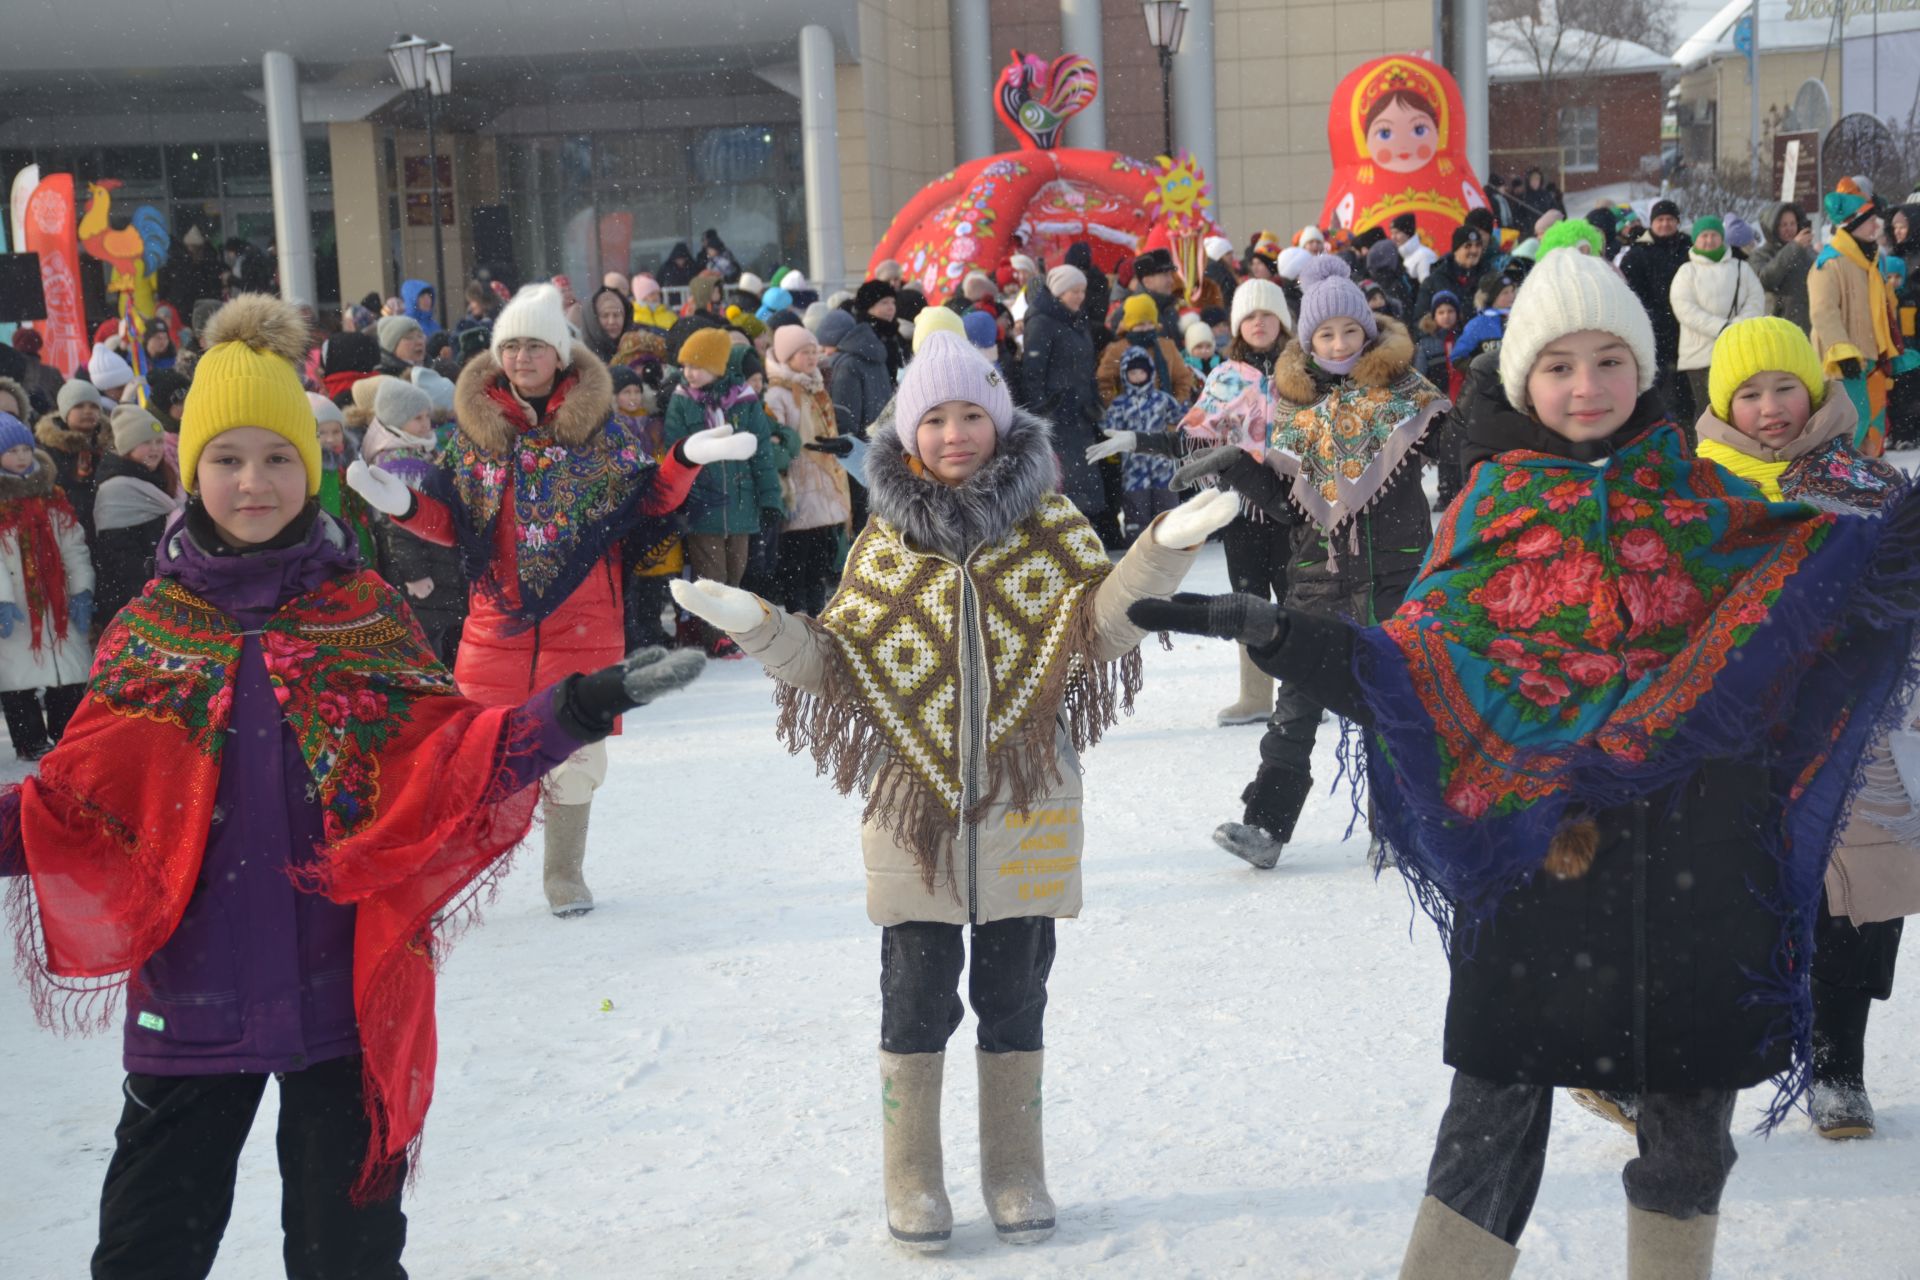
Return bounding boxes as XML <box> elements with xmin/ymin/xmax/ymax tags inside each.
<box><xmin>1489</xmin><ymin>18</ymin><xmax>1674</xmax><ymax>82</ymax></box>
<box><xmin>1673</xmin><ymin>0</ymin><xmax>1920</xmax><ymax>70</ymax></box>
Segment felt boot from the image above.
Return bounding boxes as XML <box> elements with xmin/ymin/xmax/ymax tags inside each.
<box><xmin>977</xmin><ymin>1048</ymin><xmax>1056</xmax><ymax>1244</ymax></box>
<box><xmin>1216</xmin><ymin>645</ymin><xmax>1275</xmax><ymax>725</ymax></box>
<box><xmin>880</xmin><ymin>1050</ymin><xmax>952</xmax><ymax>1251</ymax></box>
<box><xmin>1567</xmin><ymin>1088</ymin><xmax>1640</xmax><ymax>1135</ymax></box>
<box><xmin>1397</xmin><ymin>1195</ymin><xmax>1518</xmax><ymax>1280</ymax></box>
<box><xmin>542</xmin><ymin>801</ymin><xmax>594</xmax><ymax>918</ymax></box>
<box><xmin>1811</xmin><ymin>980</ymin><xmax>1876</xmax><ymax>1139</ymax></box>
<box><xmin>1626</xmin><ymin>1206</ymin><xmax>1717</xmax><ymax>1280</ymax></box>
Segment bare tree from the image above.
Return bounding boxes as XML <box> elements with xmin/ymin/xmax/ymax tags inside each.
<box><xmin>1491</xmin><ymin>0</ymin><xmax>1678</xmax><ymax>154</ymax></box>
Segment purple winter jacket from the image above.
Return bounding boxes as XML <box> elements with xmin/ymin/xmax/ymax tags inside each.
<box><xmin>3</xmin><ymin>506</ymin><xmax>583</xmax><ymax>1076</ymax></box>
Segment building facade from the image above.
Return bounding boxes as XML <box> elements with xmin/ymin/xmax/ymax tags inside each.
<box><xmin>2</xmin><ymin>0</ymin><xmax>1436</xmax><ymax>314</ymax></box>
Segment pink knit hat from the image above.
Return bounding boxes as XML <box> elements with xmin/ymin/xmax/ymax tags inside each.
<box><xmin>893</xmin><ymin>331</ymin><xmax>1014</xmax><ymax>456</ymax></box>
<box><xmin>771</xmin><ymin>323</ymin><xmax>816</xmax><ymax>365</ymax></box>
<box><xmin>632</xmin><ymin>273</ymin><xmax>662</xmax><ymax>300</ymax></box>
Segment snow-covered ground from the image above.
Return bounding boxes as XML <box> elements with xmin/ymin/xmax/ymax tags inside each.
<box><xmin>5</xmin><ymin>543</ymin><xmax>1918</xmax><ymax>1278</ymax></box>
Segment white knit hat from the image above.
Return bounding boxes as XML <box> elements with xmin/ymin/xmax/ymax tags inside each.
<box><xmin>1011</xmin><ymin>253</ymin><xmax>1039</xmax><ymax>274</ymax></box>
<box><xmin>88</xmin><ymin>342</ymin><xmax>134</xmax><ymax>391</ymax></box>
<box><xmin>1275</xmin><ymin>246</ymin><xmax>1311</xmax><ymax>280</ymax></box>
<box><xmin>1045</xmin><ymin>264</ymin><xmax>1087</xmax><ymax>296</ymax></box>
<box><xmin>1229</xmin><ymin>277</ymin><xmax>1293</xmax><ymax>340</ymax></box>
<box><xmin>1183</xmin><ymin>320</ymin><xmax>1217</xmax><ymax>353</ymax></box>
<box><xmin>736</xmin><ymin>272</ymin><xmax>766</xmax><ymax>297</ymax></box>
<box><xmin>1498</xmin><ymin>249</ymin><xmax>1656</xmax><ymax>410</ymax></box>
<box><xmin>1203</xmin><ymin>235</ymin><xmax>1234</xmax><ymax>261</ymax></box>
<box><xmin>490</xmin><ymin>283</ymin><xmax>573</xmax><ymax>364</ymax></box>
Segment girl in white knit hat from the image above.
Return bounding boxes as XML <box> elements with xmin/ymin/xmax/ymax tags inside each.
<box><xmin>671</xmin><ymin>330</ymin><xmax>1239</xmax><ymax>1252</ymax></box>
<box><xmin>346</xmin><ymin>282</ymin><xmax>759</xmax><ymax>918</ymax></box>
<box><xmin>1135</xmin><ymin>248</ymin><xmax>1920</xmax><ymax>1278</ymax></box>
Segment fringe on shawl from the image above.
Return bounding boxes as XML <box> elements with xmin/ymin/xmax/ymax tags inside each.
<box><xmin>773</xmin><ymin>591</ymin><xmax>1147</xmax><ymax>898</ymax></box>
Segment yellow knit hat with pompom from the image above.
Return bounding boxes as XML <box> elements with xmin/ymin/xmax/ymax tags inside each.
<box><xmin>1119</xmin><ymin>292</ymin><xmax>1161</xmax><ymax>333</ymax></box>
<box><xmin>179</xmin><ymin>294</ymin><xmax>322</xmax><ymax>495</ymax></box>
<box><xmin>1707</xmin><ymin>316</ymin><xmax>1827</xmax><ymax>422</ymax></box>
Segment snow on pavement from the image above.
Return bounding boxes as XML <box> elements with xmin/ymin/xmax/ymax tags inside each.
<box><xmin>4</xmin><ymin>544</ymin><xmax>1916</xmax><ymax>1278</ymax></box>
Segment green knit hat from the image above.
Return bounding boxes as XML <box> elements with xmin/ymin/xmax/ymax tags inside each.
<box><xmin>1539</xmin><ymin>219</ymin><xmax>1604</xmax><ymax>259</ymax></box>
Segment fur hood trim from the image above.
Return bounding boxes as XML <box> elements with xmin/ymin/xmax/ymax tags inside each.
<box><xmin>0</xmin><ymin>450</ymin><xmax>60</xmax><ymax>500</ymax></box>
<box><xmin>865</xmin><ymin>406</ymin><xmax>1057</xmax><ymax>562</ymax></box>
<box><xmin>452</xmin><ymin>345</ymin><xmax>614</xmax><ymax>454</ymax></box>
<box><xmin>1272</xmin><ymin>316</ymin><xmax>1416</xmax><ymax>405</ymax></box>
<box><xmin>34</xmin><ymin>413</ymin><xmax>97</xmax><ymax>454</ymax></box>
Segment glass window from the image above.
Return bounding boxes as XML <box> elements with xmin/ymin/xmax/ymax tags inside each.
<box><xmin>220</xmin><ymin>142</ymin><xmax>271</xmax><ymax>198</ymax></box>
<box><xmin>166</xmin><ymin>145</ymin><xmax>219</xmax><ymax>198</ymax></box>
<box><xmin>306</xmin><ymin>133</ymin><xmax>332</xmax><ymax>191</ymax></box>
<box><xmin>1559</xmin><ymin>105</ymin><xmax>1599</xmax><ymax>174</ymax></box>
<box><xmin>691</xmin><ymin>126</ymin><xmax>779</xmax><ymax>186</ymax></box>
<box><xmin>97</xmin><ymin>146</ymin><xmax>166</xmax><ymax>197</ymax></box>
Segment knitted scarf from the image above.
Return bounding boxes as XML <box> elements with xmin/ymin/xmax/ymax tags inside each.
<box><xmin>5</xmin><ymin>571</ymin><xmax>544</xmax><ymax>1199</ymax></box>
<box><xmin>0</xmin><ymin>459</ymin><xmax>77</xmax><ymax>652</ymax></box>
<box><xmin>1813</xmin><ymin>228</ymin><xmax>1897</xmax><ymax>370</ymax></box>
<box><xmin>773</xmin><ymin>493</ymin><xmax>1139</xmax><ymax>893</ymax></box>
<box><xmin>1354</xmin><ymin>423</ymin><xmax>1920</xmax><ymax>1124</ymax></box>
<box><xmin>426</xmin><ymin>374</ymin><xmax>663</xmax><ymax>629</ymax></box>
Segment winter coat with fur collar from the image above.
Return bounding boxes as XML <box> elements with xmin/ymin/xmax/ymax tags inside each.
<box><xmin>0</xmin><ymin>452</ymin><xmax>95</xmax><ymax>691</ymax></box>
<box><xmin>394</xmin><ymin>345</ymin><xmax>697</xmax><ymax>708</ymax></box>
<box><xmin>731</xmin><ymin>408</ymin><xmax>1203</xmax><ymax>926</ymax></box>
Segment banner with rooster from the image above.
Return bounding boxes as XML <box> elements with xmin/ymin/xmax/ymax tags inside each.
<box><xmin>79</xmin><ymin>180</ymin><xmax>171</xmax><ymax>389</ymax></box>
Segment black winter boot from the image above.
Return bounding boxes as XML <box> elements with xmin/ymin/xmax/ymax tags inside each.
<box><xmin>1811</xmin><ymin>980</ymin><xmax>1876</xmax><ymax>1139</ymax></box>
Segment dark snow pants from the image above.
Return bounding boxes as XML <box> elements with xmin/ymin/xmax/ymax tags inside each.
<box><xmin>93</xmin><ymin>1054</ymin><xmax>407</xmax><ymax>1280</ymax></box>
<box><xmin>2</xmin><ymin>683</ymin><xmax>86</xmax><ymax>757</ymax></box>
<box><xmin>1424</xmin><ymin>1070</ymin><xmax>1738</xmax><ymax>1245</ymax></box>
<box><xmin>880</xmin><ymin>917</ymin><xmax>1055</xmax><ymax>1055</ymax></box>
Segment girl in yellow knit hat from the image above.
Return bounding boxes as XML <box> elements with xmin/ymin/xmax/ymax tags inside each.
<box><xmin>1695</xmin><ymin>314</ymin><xmax>1914</xmax><ymax>1142</ymax></box>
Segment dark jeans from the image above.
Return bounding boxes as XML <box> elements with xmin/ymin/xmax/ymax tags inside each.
<box><xmin>1244</xmin><ymin>573</ymin><xmax>1408</xmax><ymax>835</ymax></box>
<box><xmin>2</xmin><ymin>683</ymin><xmax>86</xmax><ymax>757</ymax></box>
<box><xmin>1220</xmin><ymin>514</ymin><xmax>1289</xmax><ymax>603</ymax></box>
<box><xmin>93</xmin><ymin>1055</ymin><xmax>407</xmax><ymax>1280</ymax></box>
<box><xmin>623</xmin><ymin>575</ymin><xmax>675</xmax><ymax>650</ymax></box>
<box><xmin>770</xmin><ymin>525</ymin><xmax>842</xmax><ymax>616</ymax></box>
<box><xmin>1425</xmin><ymin>1071</ymin><xmax>1737</xmax><ymax>1246</ymax></box>
<box><xmin>880</xmin><ymin>917</ymin><xmax>1056</xmax><ymax>1055</ymax></box>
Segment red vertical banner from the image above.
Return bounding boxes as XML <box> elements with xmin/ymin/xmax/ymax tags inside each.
<box><xmin>23</xmin><ymin>175</ymin><xmax>87</xmax><ymax>378</ymax></box>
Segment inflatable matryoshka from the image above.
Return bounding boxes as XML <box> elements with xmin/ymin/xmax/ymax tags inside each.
<box><xmin>1318</xmin><ymin>55</ymin><xmax>1488</xmax><ymax>250</ymax></box>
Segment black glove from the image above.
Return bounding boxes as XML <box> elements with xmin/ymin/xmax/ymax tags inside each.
<box><xmin>1838</xmin><ymin>358</ymin><xmax>1864</xmax><ymax>380</ymax></box>
<box><xmin>761</xmin><ymin>507</ymin><xmax>786</xmax><ymax>528</ymax></box>
<box><xmin>804</xmin><ymin>436</ymin><xmax>855</xmax><ymax>457</ymax></box>
<box><xmin>555</xmin><ymin>647</ymin><xmax>707</xmax><ymax>742</ymax></box>
<box><xmin>1126</xmin><ymin>592</ymin><xmax>1288</xmax><ymax>648</ymax></box>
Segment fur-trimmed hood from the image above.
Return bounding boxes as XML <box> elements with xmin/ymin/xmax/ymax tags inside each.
<box><xmin>0</xmin><ymin>376</ymin><xmax>33</xmax><ymax>421</ymax></box>
<box><xmin>865</xmin><ymin>406</ymin><xmax>1056</xmax><ymax>562</ymax></box>
<box><xmin>1271</xmin><ymin>315</ymin><xmax>1416</xmax><ymax>406</ymax></box>
<box><xmin>34</xmin><ymin>412</ymin><xmax>100</xmax><ymax>455</ymax></box>
<box><xmin>452</xmin><ymin>345</ymin><xmax>614</xmax><ymax>454</ymax></box>
<box><xmin>0</xmin><ymin>450</ymin><xmax>60</xmax><ymax>500</ymax></box>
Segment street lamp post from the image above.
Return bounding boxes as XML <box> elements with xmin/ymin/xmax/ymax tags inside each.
<box><xmin>387</xmin><ymin>34</ymin><xmax>455</xmax><ymax>329</ymax></box>
<box><xmin>1142</xmin><ymin>1</ymin><xmax>1189</xmax><ymax>158</ymax></box>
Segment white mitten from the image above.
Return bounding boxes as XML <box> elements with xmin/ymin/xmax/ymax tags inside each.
<box><xmin>1084</xmin><ymin>429</ymin><xmax>1136</xmax><ymax>463</ymax></box>
<box><xmin>345</xmin><ymin>460</ymin><xmax>412</xmax><ymax>516</ymax></box>
<box><xmin>669</xmin><ymin>578</ymin><xmax>769</xmax><ymax>633</ymax></box>
<box><xmin>1154</xmin><ymin>488</ymin><xmax>1240</xmax><ymax>549</ymax></box>
<box><xmin>681</xmin><ymin>424</ymin><xmax>760</xmax><ymax>465</ymax></box>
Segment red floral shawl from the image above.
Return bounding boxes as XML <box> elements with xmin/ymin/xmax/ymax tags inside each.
<box><xmin>7</xmin><ymin>570</ymin><xmax>543</xmax><ymax>1199</ymax></box>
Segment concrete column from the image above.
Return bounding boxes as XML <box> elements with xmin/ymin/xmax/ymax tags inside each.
<box><xmin>328</xmin><ymin>122</ymin><xmax>387</xmax><ymax>308</ymax></box>
<box><xmin>1455</xmin><ymin>0</ymin><xmax>1489</xmax><ymax>183</ymax></box>
<box><xmin>799</xmin><ymin>24</ymin><xmax>846</xmax><ymax>292</ymax></box>
<box><xmin>261</xmin><ymin>51</ymin><xmax>316</xmax><ymax>306</ymax></box>
<box><xmin>1172</xmin><ymin>0</ymin><xmax>1216</xmax><ymax>183</ymax></box>
<box><xmin>951</xmin><ymin>0</ymin><xmax>995</xmax><ymax>162</ymax></box>
<box><xmin>1059</xmin><ymin>0</ymin><xmax>1105</xmax><ymax>150</ymax></box>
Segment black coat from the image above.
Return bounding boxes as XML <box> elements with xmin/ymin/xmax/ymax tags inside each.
<box><xmin>90</xmin><ymin>453</ymin><xmax>171</xmax><ymax>626</ymax></box>
<box><xmin>1416</xmin><ymin>253</ymin><xmax>1482</xmax><ymax>326</ymax></box>
<box><xmin>1019</xmin><ymin>286</ymin><xmax>1105</xmax><ymax>515</ymax></box>
<box><xmin>828</xmin><ymin>322</ymin><xmax>894</xmax><ymax>440</ymax></box>
<box><xmin>1251</xmin><ymin>380</ymin><xmax>1797</xmax><ymax>1092</ymax></box>
<box><xmin>1620</xmin><ymin>232</ymin><xmax>1693</xmax><ymax>370</ymax></box>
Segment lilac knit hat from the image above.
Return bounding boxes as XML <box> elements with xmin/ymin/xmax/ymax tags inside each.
<box><xmin>1294</xmin><ymin>255</ymin><xmax>1378</xmax><ymax>343</ymax></box>
<box><xmin>893</xmin><ymin>331</ymin><xmax>1014</xmax><ymax>456</ymax></box>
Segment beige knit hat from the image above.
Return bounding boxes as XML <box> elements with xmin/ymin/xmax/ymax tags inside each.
<box><xmin>109</xmin><ymin>403</ymin><xmax>166</xmax><ymax>455</ymax></box>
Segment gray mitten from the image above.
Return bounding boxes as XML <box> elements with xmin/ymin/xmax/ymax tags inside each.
<box><xmin>558</xmin><ymin>647</ymin><xmax>708</xmax><ymax>741</ymax></box>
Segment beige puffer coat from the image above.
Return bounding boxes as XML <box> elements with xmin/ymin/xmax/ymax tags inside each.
<box><xmin>733</xmin><ymin>409</ymin><xmax>1200</xmax><ymax>926</ymax></box>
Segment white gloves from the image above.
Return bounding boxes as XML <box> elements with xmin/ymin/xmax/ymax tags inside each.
<box><xmin>681</xmin><ymin>424</ymin><xmax>761</xmax><ymax>465</ymax></box>
<box><xmin>669</xmin><ymin>578</ymin><xmax>769</xmax><ymax>633</ymax></box>
<box><xmin>1084</xmin><ymin>429</ymin><xmax>1137</xmax><ymax>463</ymax></box>
<box><xmin>1154</xmin><ymin>488</ymin><xmax>1240</xmax><ymax>549</ymax></box>
<box><xmin>345</xmin><ymin>460</ymin><xmax>412</xmax><ymax>516</ymax></box>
